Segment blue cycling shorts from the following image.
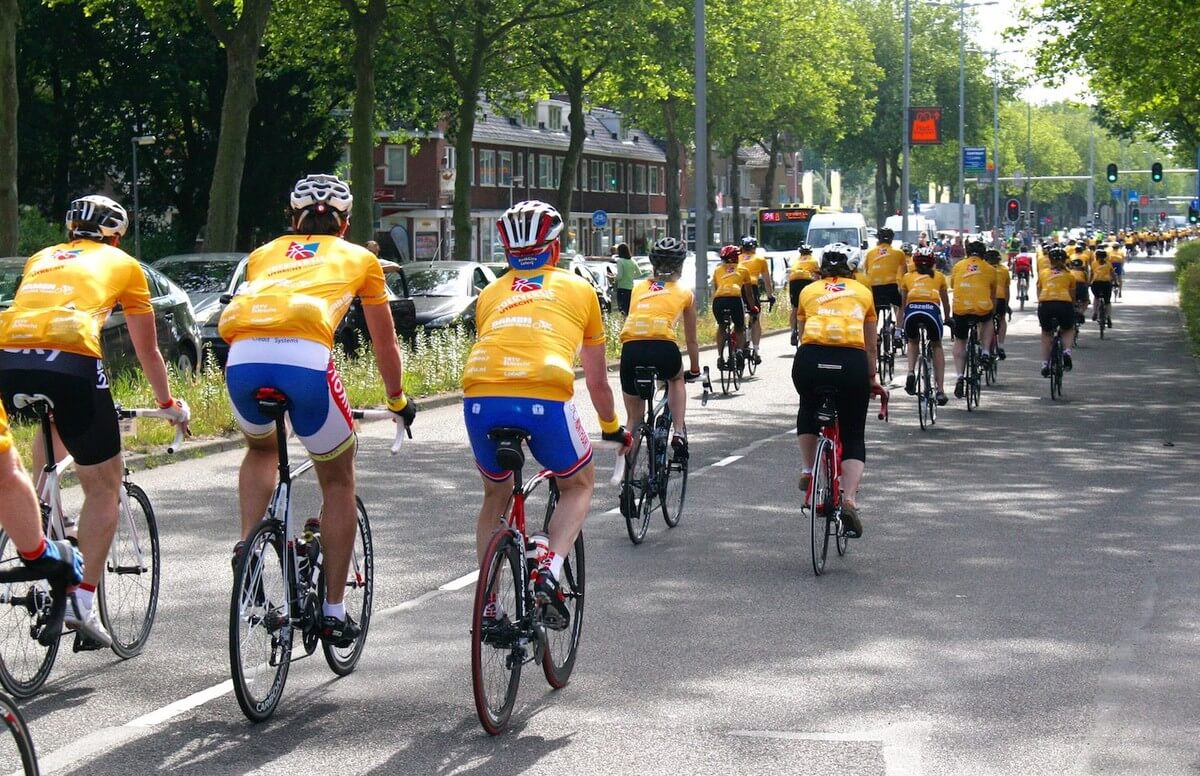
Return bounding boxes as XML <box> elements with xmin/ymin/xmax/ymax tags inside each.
<box><xmin>464</xmin><ymin>396</ymin><xmax>592</xmax><ymax>481</ymax></box>
<box><xmin>226</xmin><ymin>338</ymin><xmax>354</xmax><ymax>461</ymax></box>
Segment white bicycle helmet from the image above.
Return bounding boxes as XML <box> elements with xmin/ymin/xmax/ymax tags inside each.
<box><xmin>66</xmin><ymin>195</ymin><xmax>129</xmax><ymax>240</ymax></box>
<box><xmin>820</xmin><ymin>242</ymin><xmax>861</xmax><ymax>275</ymax></box>
<box><xmin>290</xmin><ymin>174</ymin><xmax>353</xmax><ymax>228</ymax></box>
<box><xmin>497</xmin><ymin>200</ymin><xmax>564</xmax><ymax>269</ymax></box>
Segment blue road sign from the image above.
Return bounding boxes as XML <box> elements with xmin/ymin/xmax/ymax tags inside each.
<box><xmin>962</xmin><ymin>147</ymin><xmax>987</xmax><ymax>174</ymax></box>
<box><xmin>1128</xmin><ymin>189</ymin><xmax>1138</xmax><ymax>202</ymax></box>
<box><xmin>1192</xmin><ymin>198</ymin><xmax>1200</xmax><ymax>210</ymax></box>
<box><xmin>592</xmin><ymin>209</ymin><xmax>609</xmax><ymax>228</ymax></box>
<box><xmin>1111</xmin><ymin>187</ymin><xmax>1122</xmax><ymax>200</ymax></box>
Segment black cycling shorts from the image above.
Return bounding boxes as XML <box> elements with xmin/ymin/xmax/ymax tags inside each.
<box><xmin>951</xmin><ymin>313</ymin><xmax>993</xmax><ymax>341</ymax></box>
<box><xmin>1091</xmin><ymin>281</ymin><xmax>1112</xmax><ymax>304</ymax></box>
<box><xmin>712</xmin><ymin>297</ymin><xmax>745</xmax><ymax>330</ymax></box>
<box><xmin>1074</xmin><ymin>283</ymin><xmax>1090</xmax><ymax>305</ymax></box>
<box><xmin>871</xmin><ymin>284</ymin><xmax>901</xmax><ymax>311</ymax></box>
<box><xmin>0</xmin><ymin>350</ymin><xmax>120</xmax><ymax>466</ymax></box>
<box><xmin>619</xmin><ymin>340</ymin><xmax>683</xmax><ymax>396</ymax></box>
<box><xmin>791</xmin><ymin>344</ymin><xmax>870</xmax><ymax>463</ymax></box>
<box><xmin>789</xmin><ymin>278</ymin><xmax>813</xmax><ymax>310</ymax></box>
<box><xmin>994</xmin><ymin>298</ymin><xmax>1009</xmax><ymax>317</ymax></box>
<box><xmin>1037</xmin><ymin>301</ymin><xmax>1076</xmax><ymax>333</ymax></box>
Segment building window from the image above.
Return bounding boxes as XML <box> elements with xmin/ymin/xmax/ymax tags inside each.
<box><xmin>604</xmin><ymin>161</ymin><xmax>618</xmax><ymax>192</ymax></box>
<box><xmin>442</xmin><ymin>145</ymin><xmax>456</xmax><ymax>171</ymax></box>
<box><xmin>516</xmin><ymin>152</ymin><xmax>524</xmax><ymax>181</ymax></box>
<box><xmin>554</xmin><ymin>156</ymin><xmax>564</xmax><ymax>188</ymax></box>
<box><xmin>649</xmin><ymin>166</ymin><xmax>662</xmax><ymax>195</ymax></box>
<box><xmin>548</xmin><ymin>106</ymin><xmax>563</xmax><ymax>131</ymax></box>
<box><xmin>498</xmin><ymin>150</ymin><xmax>513</xmax><ymax>186</ymax></box>
<box><xmin>634</xmin><ymin>164</ymin><xmax>646</xmax><ymax>194</ymax></box>
<box><xmin>479</xmin><ymin>149</ymin><xmax>496</xmax><ymax>186</ymax></box>
<box><xmin>538</xmin><ymin>155</ymin><xmax>553</xmax><ymax>189</ymax></box>
<box><xmin>578</xmin><ymin>160</ymin><xmax>586</xmax><ymax>191</ymax></box>
<box><xmin>384</xmin><ymin>145</ymin><xmax>407</xmax><ymax>185</ymax></box>
<box><xmin>590</xmin><ymin>160</ymin><xmax>602</xmax><ymax>192</ymax></box>
<box><xmin>470</xmin><ymin>148</ymin><xmax>475</xmax><ymax>185</ymax></box>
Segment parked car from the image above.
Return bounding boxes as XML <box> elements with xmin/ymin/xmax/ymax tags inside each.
<box><xmin>0</xmin><ymin>256</ymin><xmax>203</xmax><ymax>374</ymax></box>
<box><xmin>482</xmin><ymin>261</ymin><xmax>511</xmax><ymax>279</ymax></box>
<box><xmin>567</xmin><ymin>257</ymin><xmax>615</xmax><ymax>312</ymax></box>
<box><xmin>402</xmin><ymin>261</ymin><xmax>497</xmax><ymax>332</ymax></box>
<box><xmin>341</xmin><ymin>259</ymin><xmax>418</xmax><ymax>352</ymax></box>
<box><xmin>154</xmin><ymin>252</ymin><xmax>418</xmax><ymax>363</ymax></box>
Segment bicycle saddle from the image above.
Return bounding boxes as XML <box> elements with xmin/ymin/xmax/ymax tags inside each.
<box><xmin>12</xmin><ymin>392</ymin><xmax>53</xmax><ymax>411</ymax></box>
<box><xmin>488</xmin><ymin>427</ymin><xmax>529</xmax><ymax>473</ymax></box>
<box><xmin>814</xmin><ymin>387</ymin><xmax>838</xmax><ymax>426</ymax></box>
<box><xmin>254</xmin><ymin>387</ymin><xmax>289</xmax><ymax>417</ymax></box>
<box><xmin>633</xmin><ymin>366</ymin><xmax>658</xmax><ymax>401</ymax></box>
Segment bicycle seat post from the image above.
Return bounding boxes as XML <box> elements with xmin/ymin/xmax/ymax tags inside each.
<box><xmin>254</xmin><ymin>388</ymin><xmax>291</xmax><ymax>484</ymax></box>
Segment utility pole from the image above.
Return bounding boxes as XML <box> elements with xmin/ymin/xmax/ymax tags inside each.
<box><xmin>902</xmin><ymin>0</ymin><xmax>911</xmax><ymax>238</ymax></box>
<box><xmin>694</xmin><ymin>0</ymin><xmax>708</xmax><ymax>309</ymax></box>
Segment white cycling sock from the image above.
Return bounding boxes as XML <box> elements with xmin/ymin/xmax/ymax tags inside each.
<box><xmin>548</xmin><ymin>552</ymin><xmax>564</xmax><ymax>580</ymax></box>
<box><xmin>75</xmin><ymin>587</ymin><xmax>94</xmax><ymax>614</ymax></box>
<box><xmin>322</xmin><ymin>601</ymin><xmax>346</xmax><ymax>620</ymax></box>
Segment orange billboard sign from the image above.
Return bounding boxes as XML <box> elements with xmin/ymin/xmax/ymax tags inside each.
<box><xmin>910</xmin><ymin>107</ymin><xmax>943</xmax><ymax>145</ymax></box>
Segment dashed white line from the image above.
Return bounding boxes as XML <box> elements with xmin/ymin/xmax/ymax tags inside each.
<box><xmin>712</xmin><ymin>455</ymin><xmax>743</xmax><ymax>467</ymax></box>
<box><xmin>125</xmin><ymin>680</ymin><xmax>234</xmax><ymax>728</ymax></box>
<box><xmin>438</xmin><ymin>570</ymin><xmax>477</xmax><ymax>591</ymax></box>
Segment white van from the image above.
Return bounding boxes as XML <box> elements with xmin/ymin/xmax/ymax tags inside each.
<box><xmin>884</xmin><ymin>214</ymin><xmax>937</xmax><ymax>246</ymax></box>
<box><xmin>806</xmin><ymin>212</ymin><xmax>869</xmax><ymax>254</ymax></box>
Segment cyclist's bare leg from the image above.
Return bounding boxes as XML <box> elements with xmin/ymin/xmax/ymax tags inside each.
<box><xmin>932</xmin><ymin>342</ymin><xmax>946</xmax><ymax>391</ymax></box>
<box><xmin>750</xmin><ymin>315</ymin><xmax>763</xmax><ymax>350</ymax></box>
<box><xmin>905</xmin><ymin>340</ymin><xmax>918</xmax><ymax>374</ymax></box>
<box><xmin>475</xmin><ymin>474</ymin><xmax>513</xmax><ymax>564</ymax></box>
<box><xmin>546</xmin><ymin>462</ymin><xmax>594</xmax><ymax>558</ymax></box>
<box><xmin>621</xmin><ymin>392</ymin><xmax>646</xmax><ymax>436</ymax></box>
<box><xmin>238</xmin><ymin>432</ymin><xmax>278</xmax><ymax>540</ymax></box>
<box><xmin>312</xmin><ymin>442</ymin><xmax>357</xmax><ymax>605</ymax></box>
<box><xmin>842</xmin><ymin>459</ymin><xmax>865</xmax><ymax>506</ymax></box>
<box><xmin>798</xmin><ymin>433</ymin><xmax>817</xmax><ymax>471</ymax></box>
<box><xmin>716</xmin><ymin>325</ymin><xmax>728</xmax><ymax>363</ymax></box>
<box><xmin>666</xmin><ymin>372</ymin><xmax>687</xmax><ymax>433</ymax></box>
<box><xmin>73</xmin><ymin>455</ymin><xmax>124</xmax><ymax>589</ymax></box>
<box><xmin>1040</xmin><ymin>332</ymin><xmax>1053</xmax><ymax>362</ymax></box>
<box><xmin>981</xmin><ymin>318</ymin><xmax>995</xmax><ymax>355</ymax></box>
<box><xmin>952</xmin><ymin>336</ymin><xmax>967</xmax><ymax>375</ymax></box>
<box><xmin>0</xmin><ymin>447</ymin><xmax>42</xmax><ymax>554</ymax></box>
<box><xmin>996</xmin><ymin>314</ymin><xmax>1007</xmax><ymax>348</ymax></box>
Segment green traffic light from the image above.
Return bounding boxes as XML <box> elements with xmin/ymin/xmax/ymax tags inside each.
<box><xmin>1106</xmin><ymin>163</ymin><xmax>1118</xmax><ymax>183</ymax></box>
<box><xmin>1151</xmin><ymin>162</ymin><xmax>1163</xmax><ymax>182</ymax></box>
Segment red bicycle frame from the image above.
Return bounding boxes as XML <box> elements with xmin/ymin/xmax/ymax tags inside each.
<box><xmin>804</xmin><ymin>392</ymin><xmax>888</xmax><ymax>510</ymax></box>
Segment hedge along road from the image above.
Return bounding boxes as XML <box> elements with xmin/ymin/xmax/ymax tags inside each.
<box><xmin>11</xmin><ymin>253</ymin><xmax>1200</xmax><ymax>775</ymax></box>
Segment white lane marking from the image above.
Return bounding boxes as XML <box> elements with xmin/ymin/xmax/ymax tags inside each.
<box><xmin>728</xmin><ymin>724</ymin><xmax>930</xmax><ymax>776</ymax></box>
<box><xmin>125</xmin><ymin>680</ymin><xmax>235</xmax><ymax>728</ymax></box>
<box><xmin>606</xmin><ymin>506</ymin><xmax>622</xmax><ymax>514</ymax></box>
<box><xmin>712</xmin><ymin>455</ymin><xmax>743</xmax><ymax>467</ymax></box>
<box><xmin>438</xmin><ymin>571</ymin><xmax>477</xmax><ymax>591</ymax></box>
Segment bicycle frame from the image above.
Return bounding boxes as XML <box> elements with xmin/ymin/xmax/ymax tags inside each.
<box><xmin>806</xmin><ymin>417</ymin><xmax>843</xmax><ymax>514</ymax></box>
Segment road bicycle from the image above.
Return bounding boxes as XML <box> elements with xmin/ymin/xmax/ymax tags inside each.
<box><xmin>619</xmin><ymin>367</ymin><xmax>693</xmax><ymax>544</ymax></box>
<box><xmin>984</xmin><ymin>311</ymin><xmax>1002</xmax><ymax>387</ymax></box>
<box><xmin>1094</xmin><ymin>291</ymin><xmax>1110</xmax><ymax>340</ymax></box>
<box><xmin>470</xmin><ymin>428</ymin><xmax>622</xmax><ymax>735</ymax></box>
<box><xmin>1048</xmin><ymin>320</ymin><xmax>1067</xmax><ymax>400</ymax></box>
<box><xmin>228</xmin><ymin>388</ymin><xmax>402</xmax><ymax>722</ymax></box>
<box><xmin>803</xmin><ymin>387</ymin><xmax>888</xmax><ymax>576</ymax></box>
<box><xmin>741</xmin><ymin>297</ymin><xmax>772</xmax><ymax>378</ymax></box>
<box><xmin>0</xmin><ymin>396</ymin><xmax>181</xmax><ymax>698</ymax></box>
<box><xmin>962</xmin><ymin>319</ymin><xmax>984</xmax><ymax>411</ymax></box>
<box><xmin>914</xmin><ymin>324</ymin><xmax>938</xmax><ymax>431</ymax></box>
<box><xmin>715</xmin><ymin>310</ymin><xmax>743</xmax><ymax>394</ymax></box>
<box><xmin>876</xmin><ymin>306</ymin><xmax>897</xmax><ymax>383</ymax></box>
<box><xmin>1113</xmin><ymin>271</ymin><xmax>1122</xmax><ymax>299</ymax></box>
<box><xmin>1016</xmin><ymin>272</ymin><xmax>1030</xmax><ymax>310</ymax></box>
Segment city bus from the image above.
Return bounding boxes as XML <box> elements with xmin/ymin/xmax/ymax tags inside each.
<box><xmin>756</xmin><ymin>204</ymin><xmax>820</xmax><ymax>284</ymax></box>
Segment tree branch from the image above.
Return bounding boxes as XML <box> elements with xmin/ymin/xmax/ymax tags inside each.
<box><xmin>195</xmin><ymin>0</ymin><xmax>231</xmax><ymax>47</ymax></box>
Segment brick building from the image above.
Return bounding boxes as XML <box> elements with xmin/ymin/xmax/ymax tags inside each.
<box><xmin>368</xmin><ymin>99</ymin><xmax>669</xmax><ymax>262</ymax></box>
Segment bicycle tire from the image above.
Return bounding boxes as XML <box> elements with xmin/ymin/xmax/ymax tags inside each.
<box><xmin>719</xmin><ymin>352</ymin><xmax>731</xmax><ymax>394</ymax></box>
<box><xmin>746</xmin><ymin>347</ymin><xmax>757</xmax><ymax>377</ymax></box>
<box><xmin>229</xmin><ymin>520</ymin><xmax>291</xmax><ymax>723</ymax></box>
<box><xmin>470</xmin><ymin>528</ymin><xmax>523</xmax><ymax>735</ymax></box>
<box><xmin>1050</xmin><ymin>336</ymin><xmax>1062</xmax><ymax>400</ymax></box>
<box><xmin>965</xmin><ymin>338</ymin><xmax>977</xmax><ymax>412</ymax></box>
<box><xmin>97</xmin><ymin>482</ymin><xmax>160</xmax><ymax>659</ymax></box>
<box><xmin>661</xmin><ymin>445</ymin><xmax>687</xmax><ymax>528</ymax></box>
<box><xmin>810</xmin><ymin>439</ymin><xmax>833</xmax><ymax>576</ymax></box>
<box><xmin>541</xmin><ymin>483</ymin><xmax>585</xmax><ymax>689</ymax></box>
<box><xmin>916</xmin><ymin>355</ymin><xmax>930</xmax><ymax>431</ymax></box>
<box><xmin>0</xmin><ymin>531</ymin><xmax>58</xmax><ymax>699</ymax></box>
<box><xmin>623</xmin><ymin>429</ymin><xmax>652</xmax><ymax>545</ymax></box>
<box><xmin>1098</xmin><ymin>301</ymin><xmax>1106</xmax><ymax>340</ymax></box>
<box><xmin>0</xmin><ymin>690</ymin><xmax>39</xmax><ymax>775</ymax></box>
<box><xmin>321</xmin><ymin>497</ymin><xmax>374</xmax><ymax>676</ymax></box>
<box><xmin>732</xmin><ymin>349</ymin><xmax>742</xmax><ymax>391</ymax></box>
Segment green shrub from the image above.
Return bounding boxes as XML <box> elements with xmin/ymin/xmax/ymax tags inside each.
<box><xmin>1179</xmin><ymin>262</ymin><xmax>1200</xmax><ymax>356</ymax></box>
<box><xmin>16</xmin><ymin>206</ymin><xmax>61</xmax><ymax>256</ymax></box>
<box><xmin>1175</xmin><ymin>240</ymin><xmax>1200</xmax><ymax>279</ymax></box>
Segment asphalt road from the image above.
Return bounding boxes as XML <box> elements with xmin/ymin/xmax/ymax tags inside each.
<box><xmin>3</xmin><ymin>252</ymin><xmax>1198</xmax><ymax>775</ymax></box>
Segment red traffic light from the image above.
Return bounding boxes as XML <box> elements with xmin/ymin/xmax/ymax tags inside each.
<box><xmin>1005</xmin><ymin>198</ymin><xmax>1020</xmax><ymax>222</ymax></box>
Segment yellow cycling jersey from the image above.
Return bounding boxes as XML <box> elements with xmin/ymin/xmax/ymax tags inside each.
<box><xmin>219</xmin><ymin>234</ymin><xmax>386</xmax><ymax>348</ymax></box>
<box><xmin>796</xmin><ymin>276</ymin><xmax>876</xmax><ymax>350</ymax></box>
<box><xmin>0</xmin><ymin>403</ymin><xmax>10</xmax><ymax>455</ymax></box>
<box><xmin>900</xmin><ymin>270</ymin><xmax>947</xmax><ymax>305</ymax></box>
<box><xmin>1109</xmin><ymin>246</ymin><xmax>1126</xmax><ymax>264</ymax></box>
<box><xmin>1091</xmin><ymin>259</ymin><xmax>1114</xmax><ymax>282</ymax></box>
<box><xmin>1038</xmin><ymin>267</ymin><xmax>1076</xmax><ymax>302</ymax></box>
<box><xmin>865</xmin><ymin>244</ymin><xmax>907</xmax><ymax>287</ymax></box>
<box><xmin>1068</xmin><ymin>264</ymin><xmax>1090</xmax><ymax>285</ymax></box>
<box><xmin>739</xmin><ymin>254</ymin><xmax>770</xmax><ymax>286</ymax></box>
<box><xmin>949</xmin><ymin>259</ymin><xmax>996</xmax><ymax>315</ymax></box>
<box><xmin>0</xmin><ymin>239</ymin><xmax>152</xmax><ymax>359</ymax></box>
<box><xmin>620</xmin><ymin>278</ymin><xmax>693</xmax><ymax>343</ymax></box>
<box><xmin>788</xmin><ymin>257</ymin><xmax>819</xmax><ymax>282</ymax></box>
<box><xmin>712</xmin><ymin>263</ymin><xmax>751</xmax><ymax>299</ymax></box>
<box><xmin>463</xmin><ymin>266</ymin><xmax>604</xmax><ymax>402</ymax></box>
<box><xmin>992</xmin><ymin>263</ymin><xmax>1011</xmax><ymax>299</ymax></box>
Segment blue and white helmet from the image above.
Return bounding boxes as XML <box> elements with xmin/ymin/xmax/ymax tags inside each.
<box><xmin>497</xmin><ymin>200</ymin><xmax>564</xmax><ymax>270</ymax></box>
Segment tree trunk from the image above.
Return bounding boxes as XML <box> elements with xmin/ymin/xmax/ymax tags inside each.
<box><xmin>885</xmin><ymin>152</ymin><xmax>900</xmax><ymax>221</ymax></box>
<box><xmin>761</xmin><ymin>132</ymin><xmax>780</xmax><ymax>208</ymax></box>
<box><xmin>729</xmin><ymin>141</ymin><xmax>741</xmax><ymax>242</ymax></box>
<box><xmin>874</xmin><ymin>157</ymin><xmax>886</xmax><ymax>228</ymax></box>
<box><xmin>662</xmin><ymin>98</ymin><xmax>682</xmax><ymax>241</ymax></box>
<box><xmin>450</xmin><ymin>71</ymin><xmax>481</xmax><ymax>261</ymax></box>
<box><xmin>705</xmin><ymin>120</ymin><xmax>716</xmax><ymax>243</ymax></box>
<box><xmin>348</xmin><ymin>4</ymin><xmax>385</xmax><ymax>245</ymax></box>
<box><xmin>199</xmin><ymin>0</ymin><xmax>271</xmax><ymax>252</ymax></box>
<box><xmin>555</xmin><ymin>65</ymin><xmax>586</xmax><ymax>219</ymax></box>
<box><xmin>0</xmin><ymin>0</ymin><xmax>18</xmax><ymax>255</ymax></box>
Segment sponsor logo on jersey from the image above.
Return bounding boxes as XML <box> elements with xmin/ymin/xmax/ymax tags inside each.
<box><xmin>824</xmin><ymin>282</ymin><xmax>846</xmax><ymax>293</ymax></box>
<box><xmin>286</xmin><ymin>241</ymin><xmax>321</xmax><ymax>260</ymax></box>
<box><xmin>648</xmin><ymin>280</ymin><xmax>665</xmax><ymax>292</ymax></box>
<box><xmin>510</xmin><ymin>274</ymin><xmax>544</xmax><ymax>293</ymax></box>
<box><xmin>53</xmin><ymin>249</ymin><xmax>83</xmax><ymax>261</ymax></box>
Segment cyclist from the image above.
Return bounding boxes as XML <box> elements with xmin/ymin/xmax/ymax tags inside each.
<box><xmin>900</xmin><ymin>247</ymin><xmax>951</xmax><ymax>406</ymax></box>
<box><xmin>947</xmin><ymin>240</ymin><xmax>996</xmax><ymax>399</ymax></box>
<box><xmin>793</xmin><ymin>243</ymin><xmax>883</xmax><ymax>539</ymax></box>
<box><xmin>219</xmin><ymin>174</ymin><xmax>415</xmax><ymax>648</ymax></box>
<box><xmin>1068</xmin><ymin>255</ymin><xmax>1091</xmax><ymax>326</ymax></box>
<box><xmin>1037</xmin><ymin>247</ymin><xmax>1077</xmax><ymax>375</ymax></box>
<box><xmin>985</xmin><ymin>248</ymin><xmax>1010</xmax><ymax>360</ymax></box>
<box><xmin>0</xmin><ymin>194</ymin><xmax>188</xmax><ymax>650</ymax></box>
<box><xmin>738</xmin><ymin>237</ymin><xmax>774</xmax><ymax>365</ymax></box>
<box><xmin>864</xmin><ymin>227</ymin><xmax>906</xmax><ymax>349</ymax></box>
<box><xmin>619</xmin><ymin>237</ymin><xmax>701</xmax><ymax>458</ymax></box>
<box><xmin>462</xmin><ymin>200</ymin><xmax>628</xmax><ymax>629</ymax></box>
<box><xmin>1013</xmin><ymin>250</ymin><xmax>1033</xmax><ymax>295</ymax></box>
<box><xmin>1109</xmin><ymin>240</ymin><xmax>1126</xmax><ymax>293</ymax></box>
<box><xmin>788</xmin><ymin>245</ymin><xmax>820</xmax><ymax>346</ymax></box>
<box><xmin>712</xmin><ymin>244</ymin><xmax>755</xmax><ymax>372</ymax></box>
<box><xmin>1090</xmin><ymin>247</ymin><xmax>1114</xmax><ymax>327</ymax></box>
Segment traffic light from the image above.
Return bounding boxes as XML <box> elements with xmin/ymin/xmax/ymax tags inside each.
<box><xmin>1151</xmin><ymin>162</ymin><xmax>1163</xmax><ymax>182</ymax></box>
<box><xmin>1132</xmin><ymin>207</ymin><xmax>1140</xmax><ymax>224</ymax></box>
<box><xmin>1005</xmin><ymin>198</ymin><xmax>1020</xmax><ymax>222</ymax></box>
<box><xmin>1189</xmin><ymin>206</ymin><xmax>1199</xmax><ymax>224</ymax></box>
<box><xmin>1106</xmin><ymin>163</ymin><xmax>1118</xmax><ymax>182</ymax></box>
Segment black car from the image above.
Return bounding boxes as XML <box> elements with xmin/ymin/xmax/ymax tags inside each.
<box><xmin>403</xmin><ymin>261</ymin><xmax>498</xmax><ymax>332</ymax></box>
<box><xmin>0</xmin><ymin>256</ymin><xmax>203</xmax><ymax>374</ymax></box>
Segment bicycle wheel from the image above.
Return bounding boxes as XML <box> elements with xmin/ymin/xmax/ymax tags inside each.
<box><xmin>97</xmin><ymin>482</ymin><xmax>160</xmax><ymax>659</ymax></box>
<box><xmin>732</xmin><ymin>348</ymin><xmax>742</xmax><ymax>391</ymax></box>
<box><xmin>541</xmin><ymin>485</ymin><xmax>585</xmax><ymax>689</ymax></box>
<box><xmin>965</xmin><ymin>342</ymin><xmax>977</xmax><ymax>412</ymax></box>
<box><xmin>916</xmin><ymin>355</ymin><xmax>930</xmax><ymax>431</ymax></box>
<box><xmin>623</xmin><ymin>429</ymin><xmax>653</xmax><ymax>545</ymax></box>
<box><xmin>470</xmin><ymin>528</ymin><xmax>523</xmax><ymax>735</ymax></box>
<box><xmin>1050</xmin><ymin>337</ymin><xmax>1061</xmax><ymax>400</ymax></box>
<box><xmin>229</xmin><ymin>520</ymin><xmax>291</xmax><ymax>723</ymax></box>
<box><xmin>719</xmin><ymin>342</ymin><xmax>731</xmax><ymax>394</ymax></box>
<box><xmin>661</xmin><ymin>444</ymin><xmax>687</xmax><ymax>528</ymax></box>
<box><xmin>1098</xmin><ymin>301</ymin><xmax>1106</xmax><ymax>340</ymax></box>
<box><xmin>321</xmin><ymin>497</ymin><xmax>374</xmax><ymax>675</ymax></box>
<box><xmin>810</xmin><ymin>439</ymin><xmax>833</xmax><ymax>576</ymax></box>
<box><xmin>0</xmin><ymin>531</ymin><xmax>58</xmax><ymax>699</ymax></box>
<box><xmin>0</xmin><ymin>690</ymin><xmax>38</xmax><ymax>775</ymax></box>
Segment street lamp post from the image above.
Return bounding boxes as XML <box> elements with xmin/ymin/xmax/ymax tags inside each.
<box><xmin>694</xmin><ymin>0</ymin><xmax>709</xmax><ymax>309</ymax></box>
<box><xmin>902</xmin><ymin>0</ymin><xmax>911</xmax><ymax>239</ymax></box>
<box><xmin>131</xmin><ymin>135</ymin><xmax>156</xmax><ymax>261</ymax></box>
